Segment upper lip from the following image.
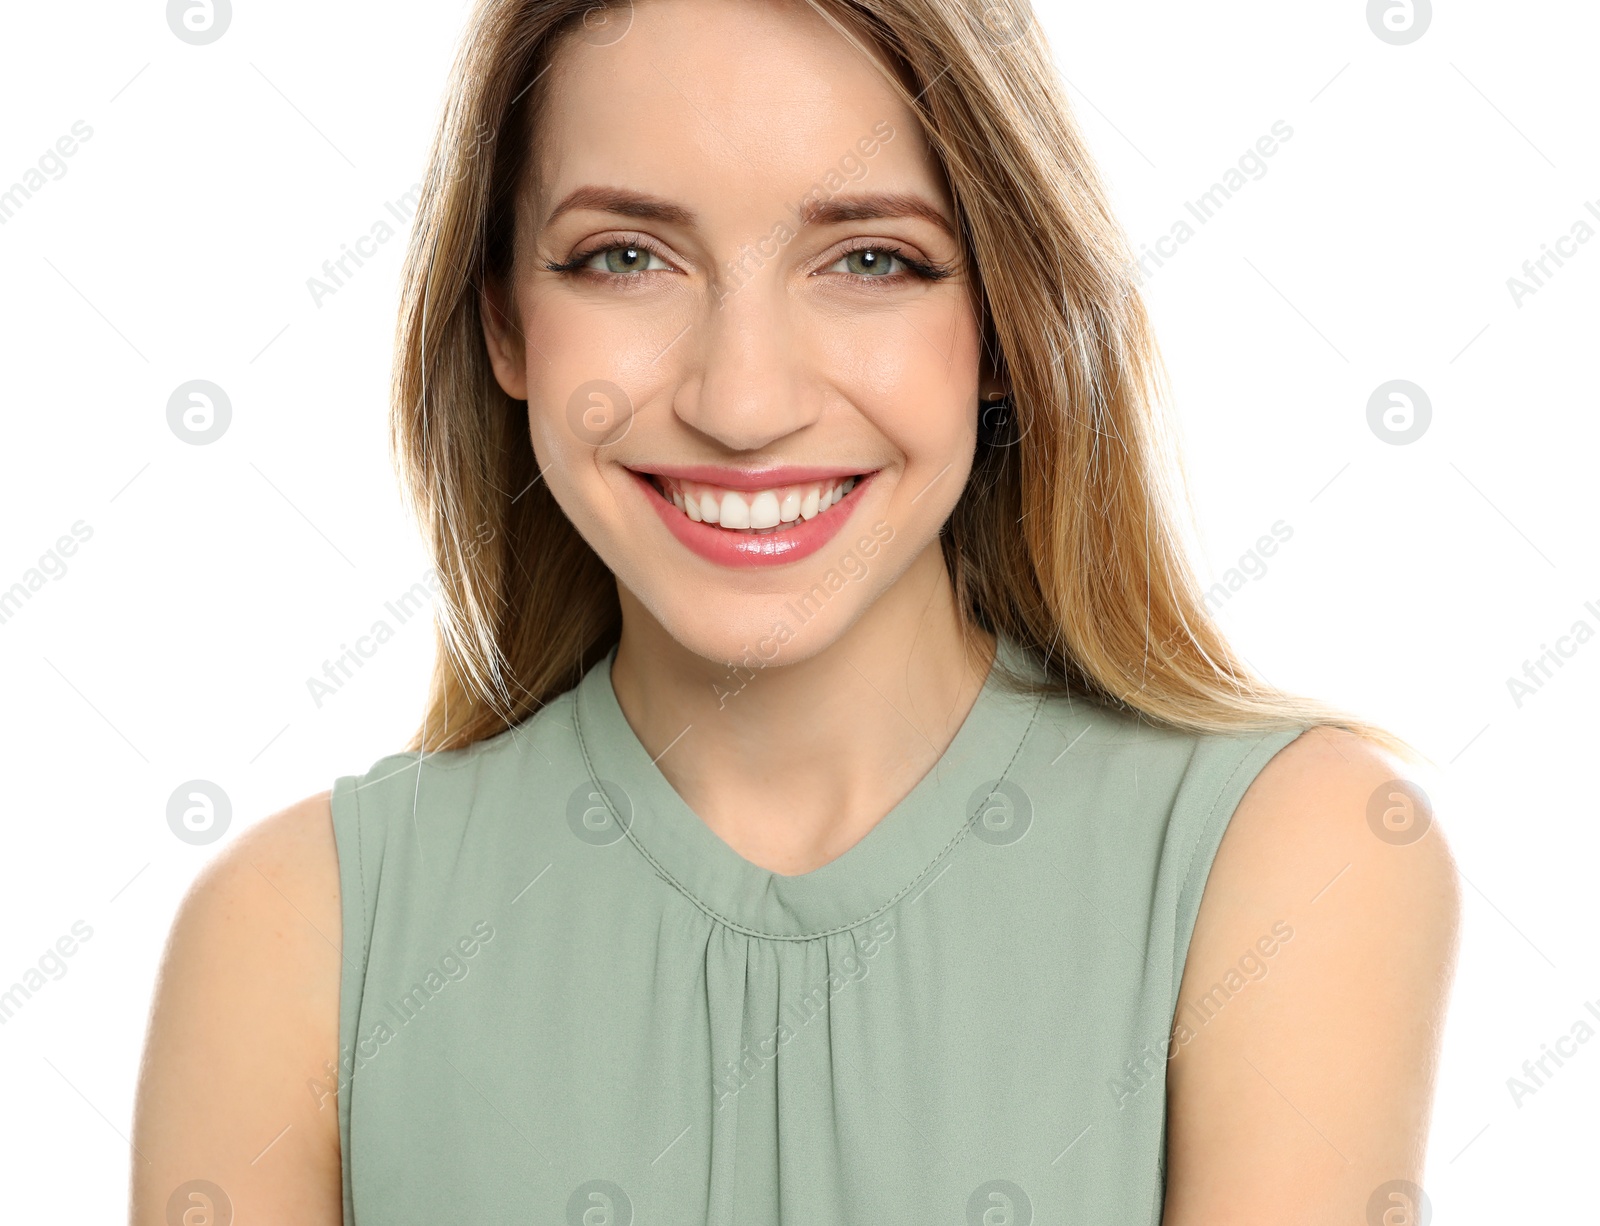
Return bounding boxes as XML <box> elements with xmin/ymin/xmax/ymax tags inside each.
<box><xmin>625</xmin><ymin>463</ymin><xmax>877</xmax><ymax>490</ymax></box>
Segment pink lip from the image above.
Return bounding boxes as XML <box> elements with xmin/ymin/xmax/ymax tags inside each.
<box><xmin>626</xmin><ymin>463</ymin><xmax>873</xmax><ymax>492</ymax></box>
<box><xmin>626</xmin><ymin>467</ymin><xmax>879</xmax><ymax>568</ymax></box>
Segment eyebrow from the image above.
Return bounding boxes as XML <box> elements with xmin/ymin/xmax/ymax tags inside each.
<box><xmin>543</xmin><ymin>185</ymin><xmax>696</xmax><ymax>228</ymax></box>
<box><xmin>799</xmin><ymin>192</ymin><xmax>954</xmax><ymax>237</ymax></box>
<box><xmin>542</xmin><ymin>185</ymin><xmax>954</xmax><ymax>237</ymax></box>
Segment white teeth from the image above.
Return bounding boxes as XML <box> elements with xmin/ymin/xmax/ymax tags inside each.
<box><xmin>652</xmin><ymin>473</ymin><xmax>863</xmax><ymax>532</ymax></box>
<box><xmin>748</xmin><ymin>490</ymin><xmax>781</xmax><ymax>529</ymax></box>
<box><xmin>718</xmin><ymin>491</ymin><xmax>750</xmax><ymax>528</ymax></box>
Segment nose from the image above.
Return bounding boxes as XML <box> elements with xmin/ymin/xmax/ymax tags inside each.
<box><xmin>670</xmin><ymin>270</ymin><xmax>822</xmax><ymax>451</ymax></box>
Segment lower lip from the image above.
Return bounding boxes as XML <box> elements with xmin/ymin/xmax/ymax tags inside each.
<box><xmin>627</xmin><ymin>468</ymin><xmax>879</xmax><ymax>569</ymax></box>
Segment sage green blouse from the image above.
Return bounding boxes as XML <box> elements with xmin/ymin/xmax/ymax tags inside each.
<box><xmin>330</xmin><ymin>635</ymin><xmax>1302</xmax><ymax>1224</ymax></box>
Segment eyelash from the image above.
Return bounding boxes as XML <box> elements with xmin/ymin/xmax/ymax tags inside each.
<box><xmin>830</xmin><ymin>241</ymin><xmax>953</xmax><ymax>284</ymax></box>
<box><xmin>544</xmin><ymin>234</ymin><xmax>667</xmax><ymax>279</ymax></box>
<box><xmin>545</xmin><ymin>234</ymin><xmax>952</xmax><ymax>286</ymax></box>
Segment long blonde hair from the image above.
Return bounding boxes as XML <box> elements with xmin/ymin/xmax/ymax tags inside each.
<box><xmin>391</xmin><ymin>0</ymin><xmax>1404</xmax><ymax>757</ymax></box>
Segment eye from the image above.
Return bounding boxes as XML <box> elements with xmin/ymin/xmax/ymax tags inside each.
<box><xmin>828</xmin><ymin>246</ymin><xmax>903</xmax><ymax>277</ymax></box>
<box><xmin>582</xmin><ymin>243</ymin><xmax>671</xmax><ymax>275</ymax></box>
<box><xmin>546</xmin><ymin>237</ymin><xmax>677</xmax><ymax>279</ymax></box>
<box><xmin>821</xmin><ymin>243</ymin><xmax>951</xmax><ymax>284</ymax></box>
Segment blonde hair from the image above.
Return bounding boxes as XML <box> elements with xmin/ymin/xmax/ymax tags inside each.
<box><xmin>391</xmin><ymin>0</ymin><xmax>1406</xmax><ymax>757</ymax></box>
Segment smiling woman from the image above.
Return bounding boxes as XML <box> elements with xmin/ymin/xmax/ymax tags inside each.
<box><xmin>129</xmin><ymin>1</ymin><xmax>1460</xmax><ymax>1224</ymax></box>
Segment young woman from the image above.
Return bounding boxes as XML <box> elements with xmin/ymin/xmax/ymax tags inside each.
<box><xmin>130</xmin><ymin>1</ymin><xmax>1460</xmax><ymax>1222</ymax></box>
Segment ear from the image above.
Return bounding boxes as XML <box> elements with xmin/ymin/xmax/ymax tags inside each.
<box><xmin>977</xmin><ymin>354</ymin><xmax>1009</xmax><ymax>403</ymax></box>
<box><xmin>479</xmin><ymin>273</ymin><xmax>529</xmax><ymax>400</ymax></box>
<box><xmin>975</xmin><ymin>315</ymin><xmax>1009</xmax><ymax>402</ymax></box>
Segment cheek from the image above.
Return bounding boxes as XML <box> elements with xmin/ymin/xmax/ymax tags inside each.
<box><xmin>518</xmin><ymin>283</ymin><xmax>697</xmax><ymax>465</ymax></box>
<box><xmin>821</xmin><ymin>295</ymin><xmax>982</xmax><ymax>456</ymax></box>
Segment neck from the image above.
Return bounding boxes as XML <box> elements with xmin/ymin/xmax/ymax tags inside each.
<box><xmin>608</xmin><ymin>545</ymin><xmax>997</xmax><ymax>876</ymax></box>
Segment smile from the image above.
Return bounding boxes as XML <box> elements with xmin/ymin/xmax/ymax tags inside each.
<box><xmin>648</xmin><ymin>473</ymin><xmax>860</xmax><ymax>534</ymax></box>
<box><xmin>625</xmin><ymin>466</ymin><xmax>880</xmax><ymax>567</ymax></box>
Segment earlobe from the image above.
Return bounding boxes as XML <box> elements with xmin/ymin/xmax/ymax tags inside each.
<box><xmin>479</xmin><ymin>278</ymin><xmax>529</xmax><ymax>401</ymax></box>
<box><xmin>976</xmin><ymin>350</ymin><xmax>1009</xmax><ymax>404</ymax></box>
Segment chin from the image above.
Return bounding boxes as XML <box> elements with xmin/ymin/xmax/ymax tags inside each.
<box><xmin>626</xmin><ymin>580</ymin><xmax>859</xmax><ymax>674</ymax></box>
<box><xmin>588</xmin><ymin>464</ymin><xmax>931</xmax><ymax>667</ymax></box>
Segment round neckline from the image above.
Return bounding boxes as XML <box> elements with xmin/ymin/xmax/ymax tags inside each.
<box><xmin>571</xmin><ymin>635</ymin><xmax>1047</xmax><ymax>939</ymax></box>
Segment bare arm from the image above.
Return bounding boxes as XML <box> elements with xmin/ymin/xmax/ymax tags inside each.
<box><xmin>129</xmin><ymin>792</ymin><xmax>345</xmax><ymax>1225</ymax></box>
<box><xmin>1163</xmin><ymin>728</ymin><xmax>1461</xmax><ymax>1223</ymax></box>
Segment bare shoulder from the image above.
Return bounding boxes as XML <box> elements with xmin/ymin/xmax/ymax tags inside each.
<box><xmin>1162</xmin><ymin>727</ymin><xmax>1462</xmax><ymax>1225</ymax></box>
<box><xmin>180</xmin><ymin>789</ymin><xmax>341</xmax><ymax>904</ymax></box>
<box><xmin>1202</xmin><ymin>726</ymin><xmax>1460</xmax><ymax>921</ymax></box>
<box><xmin>129</xmin><ymin>791</ymin><xmax>344</xmax><ymax>1225</ymax></box>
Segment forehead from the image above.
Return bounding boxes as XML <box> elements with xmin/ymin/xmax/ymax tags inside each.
<box><xmin>530</xmin><ymin>0</ymin><xmax>948</xmax><ymax>224</ymax></box>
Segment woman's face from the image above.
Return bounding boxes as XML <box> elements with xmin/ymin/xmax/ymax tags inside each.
<box><xmin>484</xmin><ymin>0</ymin><xmax>997</xmax><ymax>668</ymax></box>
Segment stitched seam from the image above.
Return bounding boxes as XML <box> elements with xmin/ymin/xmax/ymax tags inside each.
<box><xmin>340</xmin><ymin>772</ymin><xmax>368</xmax><ymax>1226</ymax></box>
<box><xmin>1150</xmin><ymin>729</ymin><xmax>1296</xmax><ymax>1226</ymax></box>
<box><xmin>1169</xmin><ymin>728</ymin><xmax>1303</xmax><ymax>1008</ymax></box>
<box><xmin>346</xmin><ymin>705</ymin><xmax>557</xmax><ymax>798</ymax></box>
<box><xmin>575</xmin><ymin>689</ymin><xmax>1047</xmax><ymax>942</ymax></box>
<box><xmin>347</xmin><ymin>776</ymin><xmax>369</xmax><ymax>961</ymax></box>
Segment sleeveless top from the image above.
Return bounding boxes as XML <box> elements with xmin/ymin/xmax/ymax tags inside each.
<box><xmin>329</xmin><ymin>635</ymin><xmax>1304</xmax><ymax>1225</ymax></box>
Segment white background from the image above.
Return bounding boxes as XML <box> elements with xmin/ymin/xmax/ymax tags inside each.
<box><xmin>0</xmin><ymin>0</ymin><xmax>1593</xmax><ymax>1219</ymax></box>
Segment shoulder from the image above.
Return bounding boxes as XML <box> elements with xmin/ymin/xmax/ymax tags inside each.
<box><xmin>329</xmin><ymin>698</ymin><xmax>586</xmax><ymax>885</ymax></box>
<box><xmin>1202</xmin><ymin>726</ymin><xmax>1460</xmax><ymax>937</ymax></box>
<box><xmin>1183</xmin><ymin>725</ymin><xmax>1462</xmax><ymax>1031</ymax></box>
<box><xmin>1162</xmin><ymin>727</ymin><xmax>1462</xmax><ymax>1221</ymax></box>
<box><xmin>157</xmin><ymin>789</ymin><xmax>342</xmax><ymax>978</ymax></box>
<box><xmin>339</xmin><ymin>695</ymin><xmax>581</xmax><ymax>801</ymax></box>
<box><xmin>171</xmin><ymin>790</ymin><xmax>343</xmax><ymax>960</ymax></box>
<box><xmin>201</xmin><ymin>788</ymin><xmax>341</xmax><ymax>903</ymax></box>
<box><xmin>146</xmin><ymin>785</ymin><xmax>341</xmax><ymax>1034</ymax></box>
<box><xmin>333</xmin><ymin>694</ymin><xmax>582</xmax><ymax>817</ymax></box>
<box><xmin>130</xmin><ymin>792</ymin><xmax>344</xmax><ymax>1221</ymax></box>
